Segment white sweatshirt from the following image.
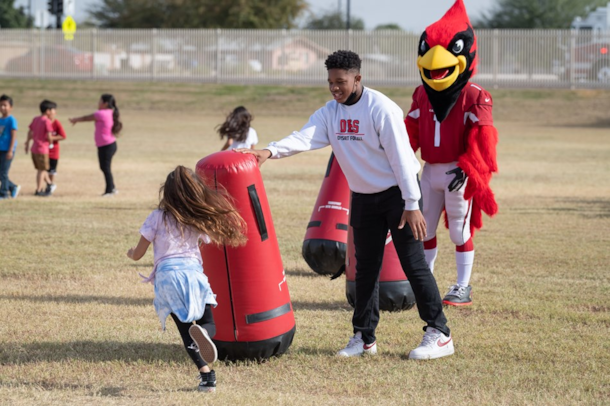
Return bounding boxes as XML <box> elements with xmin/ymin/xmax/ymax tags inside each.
<box><xmin>266</xmin><ymin>87</ymin><xmax>422</xmax><ymax>210</ymax></box>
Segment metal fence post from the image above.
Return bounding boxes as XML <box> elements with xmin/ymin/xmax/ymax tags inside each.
<box><xmin>152</xmin><ymin>28</ymin><xmax>157</xmax><ymax>81</ymax></box>
<box><xmin>569</xmin><ymin>29</ymin><xmax>576</xmax><ymax>89</ymax></box>
<box><xmin>91</xmin><ymin>28</ymin><xmax>97</xmax><ymax>80</ymax></box>
<box><xmin>347</xmin><ymin>29</ymin><xmax>352</xmax><ymax>50</ymax></box>
<box><xmin>30</xmin><ymin>28</ymin><xmax>36</xmax><ymax>76</ymax></box>
<box><xmin>216</xmin><ymin>28</ymin><xmax>221</xmax><ymax>84</ymax></box>
<box><xmin>40</xmin><ymin>29</ymin><xmax>45</xmax><ymax>79</ymax></box>
<box><xmin>282</xmin><ymin>29</ymin><xmax>287</xmax><ymax>83</ymax></box>
<box><xmin>493</xmin><ymin>29</ymin><xmax>499</xmax><ymax>88</ymax></box>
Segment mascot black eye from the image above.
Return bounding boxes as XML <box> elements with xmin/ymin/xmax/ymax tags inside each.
<box><xmin>452</xmin><ymin>39</ymin><xmax>464</xmax><ymax>54</ymax></box>
<box><xmin>420</xmin><ymin>40</ymin><xmax>429</xmax><ymax>54</ymax></box>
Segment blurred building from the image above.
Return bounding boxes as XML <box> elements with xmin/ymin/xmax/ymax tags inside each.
<box><xmin>571</xmin><ymin>2</ymin><xmax>610</xmax><ymax>31</ymax></box>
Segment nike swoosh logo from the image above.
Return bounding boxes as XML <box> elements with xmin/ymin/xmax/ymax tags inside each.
<box><xmin>485</xmin><ymin>98</ymin><xmax>490</xmax><ymax>102</ymax></box>
<box><xmin>437</xmin><ymin>337</ymin><xmax>452</xmax><ymax>347</ymax></box>
<box><xmin>364</xmin><ymin>342</ymin><xmax>376</xmax><ymax>349</ymax></box>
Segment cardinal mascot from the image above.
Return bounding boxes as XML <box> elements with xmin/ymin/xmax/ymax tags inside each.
<box><xmin>405</xmin><ymin>0</ymin><xmax>498</xmax><ymax>306</ymax></box>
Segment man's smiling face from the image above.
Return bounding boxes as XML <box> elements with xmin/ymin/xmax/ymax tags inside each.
<box><xmin>328</xmin><ymin>68</ymin><xmax>361</xmax><ymax>104</ymax></box>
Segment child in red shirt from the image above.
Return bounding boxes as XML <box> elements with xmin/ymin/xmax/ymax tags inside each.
<box><xmin>47</xmin><ymin>118</ymin><xmax>67</xmax><ymax>194</ymax></box>
<box><xmin>25</xmin><ymin>100</ymin><xmax>54</xmax><ymax>196</ymax></box>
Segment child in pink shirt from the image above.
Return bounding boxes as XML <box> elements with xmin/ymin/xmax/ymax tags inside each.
<box><xmin>70</xmin><ymin>94</ymin><xmax>123</xmax><ymax>196</ymax></box>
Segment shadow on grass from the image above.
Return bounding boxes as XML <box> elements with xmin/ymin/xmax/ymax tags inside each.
<box><xmin>0</xmin><ymin>341</ymin><xmax>317</xmax><ymax>369</ymax></box>
<box><xmin>510</xmin><ymin>197</ymin><xmax>610</xmax><ymax>219</ymax></box>
<box><xmin>554</xmin><ymin>197</ymin><xmax>610</xmax><ymax>219</ymax></box>
<box><xmin>0</xmin><ymin>380</ymin><xmax>129</xmax><ymax>396</ymax></box>
<box><xmin>291</xmin><ymin>300</ymin><xmax>352</xmax><ymax>312</ymax></box>
<box><xmin>0</xmin><ymin>341</ymin><xmax>186</xmax><ymax>365</ymax></box>
<box><xmin>0</xmin><ymin>294</ymin><xmax>151</xmax><ymax>307</ymax></box>
<box><xmin>92</xmin><ymin>206</ymin><xmax>143</xmax><ymax>211</ymax></box>
<box><xmin>129</xmin><ymin>262</ymin><xmax>155</xmax><ymax>268</ymax></box>
<box><xmin>292</xmin><ymin>346</ymin><xmax>340</xmax><ymax>357</ymax></box>
<box><xmin>559</xmin><ymin>118</ymin><xmax>610</xmax><ymax>128</ymax></box>
<box><xmin>285</xmin><ymin>268</ymin><xmax>326</xmax><ymax>278</ymax></box>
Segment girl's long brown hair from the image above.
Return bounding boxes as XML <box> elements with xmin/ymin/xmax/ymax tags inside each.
<box><xmin>159</xmin><ymin>166</ymin><xmax>247</xmax><ymax>247</ymax></box>
<box><xmin>101</xmin><ymin>94</ymin><xmax>123</xmax><ymax>136</ymax></box>
<box><xmin>216</xmin><ymin>106</ymin><xmax>252</xmax><ymax>143</ymax></box>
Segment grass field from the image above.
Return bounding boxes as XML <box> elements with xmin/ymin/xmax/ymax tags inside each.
<box><xmin>0</xmin><ymin>79</ymin><xmax>609</xmax><ymax>405</ymax></box>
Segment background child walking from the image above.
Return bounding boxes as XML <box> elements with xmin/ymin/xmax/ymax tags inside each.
<box><xmin>0</xmin><ymin>94</ymin><xmax>20</xmax><ymax>200</ymax></box>
<box><xmin>217</xmin><ymin>106</ymin><xmax>258</xmax><ymax>150</ymax></box>
<box><xmin>126</xmin><ymin>165</ymin><xmax>246</xmax><ymax>392</ymax></box>
<box><xmin>25</xmin><ymin>100</ymin><xmax>61</xmax><ymax>197</ymax></box>
<box><xmin>69</xmin><ymin>94</ymin><xmax>122</xmax><ymax>197</ymax></box>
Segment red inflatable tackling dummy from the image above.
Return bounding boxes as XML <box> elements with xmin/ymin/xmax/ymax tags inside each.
<box><xmin>196</xmin><ymin>151</ymin><xmax>296</xmax><ymax>361</ymax></box>
<box><xmin>302</xmin><ymin>153</ymin><xmax>350</xmax><ymax>276</ymax></box>
<box><xmin>345</xmin><ymin>224</ymin><xmax>416</xmax><ymax>312</ymax></box>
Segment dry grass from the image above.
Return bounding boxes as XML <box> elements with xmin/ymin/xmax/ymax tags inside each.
<box><xmin>0</xmin><ymin>80</ymin><xmax>609</xmax><ymax>405</ymax></box>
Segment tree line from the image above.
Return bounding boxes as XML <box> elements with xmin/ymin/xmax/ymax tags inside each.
<box><xmin>1</xmin><ymin>0</ymin><xmax>608</xmax><ymax>30</ymax></box>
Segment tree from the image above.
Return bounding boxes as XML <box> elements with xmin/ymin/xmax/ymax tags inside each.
<box><xmin>304</xmin><ymin>11</ymin><xmax>365</xmax><ymax>30</ymax></box>
<box><xmin>474</xmin><ymin>0</ymin><xmax>609</xmax><ymax>29</ymax></box>
<box><xmin>89</xmin><ymin>0</ymin><xmax>308</xmax><ymax>29</ymax></box>
<box><xmin>374</xmin><ymin>23</ymin><xmax>403</xmax><ymax>31</ymax></box>
<box><xmin>0</xmin><ymin>0</ymin><xmax>31</xmax><ymax>28</ymax></box>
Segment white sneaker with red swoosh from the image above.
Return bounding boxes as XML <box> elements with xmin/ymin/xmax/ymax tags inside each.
<box><xmin>337</xmin><ymin>331</ymin><xmax>378</xmax><ymax>357</ymax></box>
<box><xmin>408</xmin><ymin>328</ymin><xmax>454</xmax><ymax>360</ymax></box>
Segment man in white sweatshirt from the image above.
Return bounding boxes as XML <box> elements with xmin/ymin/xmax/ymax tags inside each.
<box><xmin>239</xmin><ymin>50</ymin><xmax>453</xmax><ymax>360</ymax></box>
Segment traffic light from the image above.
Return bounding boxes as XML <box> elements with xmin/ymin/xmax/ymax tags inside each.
<box><xmin>47</xmin><ymin>0</ymin><xmax>63</xmax><ymax>16</ymax></box>
<box><xmin>47</xmin><ymin>0</ymin><xmax>57</xmax><ymax>15</ymax></box>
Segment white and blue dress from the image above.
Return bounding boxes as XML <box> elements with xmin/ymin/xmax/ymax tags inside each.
<box><xmin>139</xmin><ymin>209</ymin><xmax>217</xmax><ymax>330</ymax></box>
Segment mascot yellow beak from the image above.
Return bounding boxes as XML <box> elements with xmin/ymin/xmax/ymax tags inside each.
<box><xmin>418</xmin><ymin>45</ymin><xmax>467</xmax><ymax>92</ymax></box>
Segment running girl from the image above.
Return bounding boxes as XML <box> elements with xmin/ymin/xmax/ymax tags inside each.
<box><xmin>126</xmin><ymin>165</ymin><xmax>246</xmax><ymax>392</ymax></box>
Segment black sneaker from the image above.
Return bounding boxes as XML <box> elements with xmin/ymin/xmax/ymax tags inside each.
<box><xmin>198</xmin><ymin>370</ymin><xmax>216</xmax><ymax>393</ymax></box>
<box><xmin>442</xmin><ymin>284</ymin><xmax>472</xmax><ymax>306</ymax></box>
<box><xmin>45</xmin><ymin>183</ymin><xmax>56</xmax><ymax>194</ymax></box>
<box><xmin>35</xmin><ymin>190</ymin><xmax>50</xmax><ymax>197</ymax></box>
<box><xmin>189</xmin><ymin>325</ymin><xmax>218</xmax><ymax>364</ymax></box>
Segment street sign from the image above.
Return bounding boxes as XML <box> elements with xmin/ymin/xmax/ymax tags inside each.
<box><xmin>62</xmin><ymin>15</ymin><xmax>77</xmax><ymax>41</ymax></box>
<box><xmin>64</xmin><ymin>0</ymin><xmax>75</xmax><ymax>17</ymax></box>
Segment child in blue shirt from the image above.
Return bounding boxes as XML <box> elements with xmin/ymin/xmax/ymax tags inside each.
<box><xmin>0</xmin><ymin>94</ymin><xmax>20</xmax><ymax>200</ymax></box>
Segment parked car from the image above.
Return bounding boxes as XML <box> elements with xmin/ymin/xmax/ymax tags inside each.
<box><xmin>572</xmin><ymin>41</ymin><xmax>610</xmax><ymax>82</ymax></box>
<box><xmin>5</xmin><ymin>45</ymin><xmax>93</xmax><ymax>74</ymax></box>
<box><xmin>553</xmin><ymin>31</ymin><xmax>610</xmax><ymax>83</ymax></box>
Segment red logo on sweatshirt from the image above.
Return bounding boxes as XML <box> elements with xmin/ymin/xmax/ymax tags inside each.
<box><xmin>339</xmin><ymin>119</ymin><xmax>359</xmax><ymax>133</ymax></box>
<box><xmin>336</xmin><ymin>119</ymin><xmax>363</xmax><ymax>141</ymax></box>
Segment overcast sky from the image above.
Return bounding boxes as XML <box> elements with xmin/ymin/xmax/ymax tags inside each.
<box><xmin>16</xmin><ymin>0</ymin><xmax>493</xmax><ymax>32</ymax></box>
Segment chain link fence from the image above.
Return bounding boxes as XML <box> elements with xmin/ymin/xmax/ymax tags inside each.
<box><xmin>0</xmin><ymin>28</ymin><xmax>608</xmax><ymax>88</ymax></box>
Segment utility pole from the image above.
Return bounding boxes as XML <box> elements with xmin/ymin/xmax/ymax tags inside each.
<box><xmin>346</xmin><ymin>0</ymin><xmax>351</xmax><ymax>30</ymax></box>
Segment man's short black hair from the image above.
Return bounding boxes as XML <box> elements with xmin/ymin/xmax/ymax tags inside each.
<box><xmin>325</xmin><ymin>50</ymin><xmax>362</xmax><ymax>72</ymax></box>
<box><xmin>39</xmin><ymin>99</ymin><xmax>57</xmax><ymax>114</ymax></box>
<box><xmin>0</xmin><ymin>94</ymin><xmax>13</xmax><ymax>106</ymax></box>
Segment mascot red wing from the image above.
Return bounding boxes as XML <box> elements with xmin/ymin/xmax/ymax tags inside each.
<box><xmin>405</xmin><ymin>0</ymin><xmax>498</xmax><ymax>306</ymax></box>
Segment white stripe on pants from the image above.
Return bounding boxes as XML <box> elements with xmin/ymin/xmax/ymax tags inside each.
<box><xmin>421</xmin><ymin>162</ymin><xmax>473</xmax><ymax>246</ymax></box>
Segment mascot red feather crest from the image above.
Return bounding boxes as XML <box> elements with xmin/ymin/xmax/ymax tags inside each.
<box><xmin>425</xmin><ymin>0</ymin><xmax>478</xmax><ymax>77</ymax></box>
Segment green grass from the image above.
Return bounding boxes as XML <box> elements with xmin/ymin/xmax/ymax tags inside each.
<box><xmin>0</xmin><ymin>79</ymin><xmax>609</xmax><ymax>405</ymax></box>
